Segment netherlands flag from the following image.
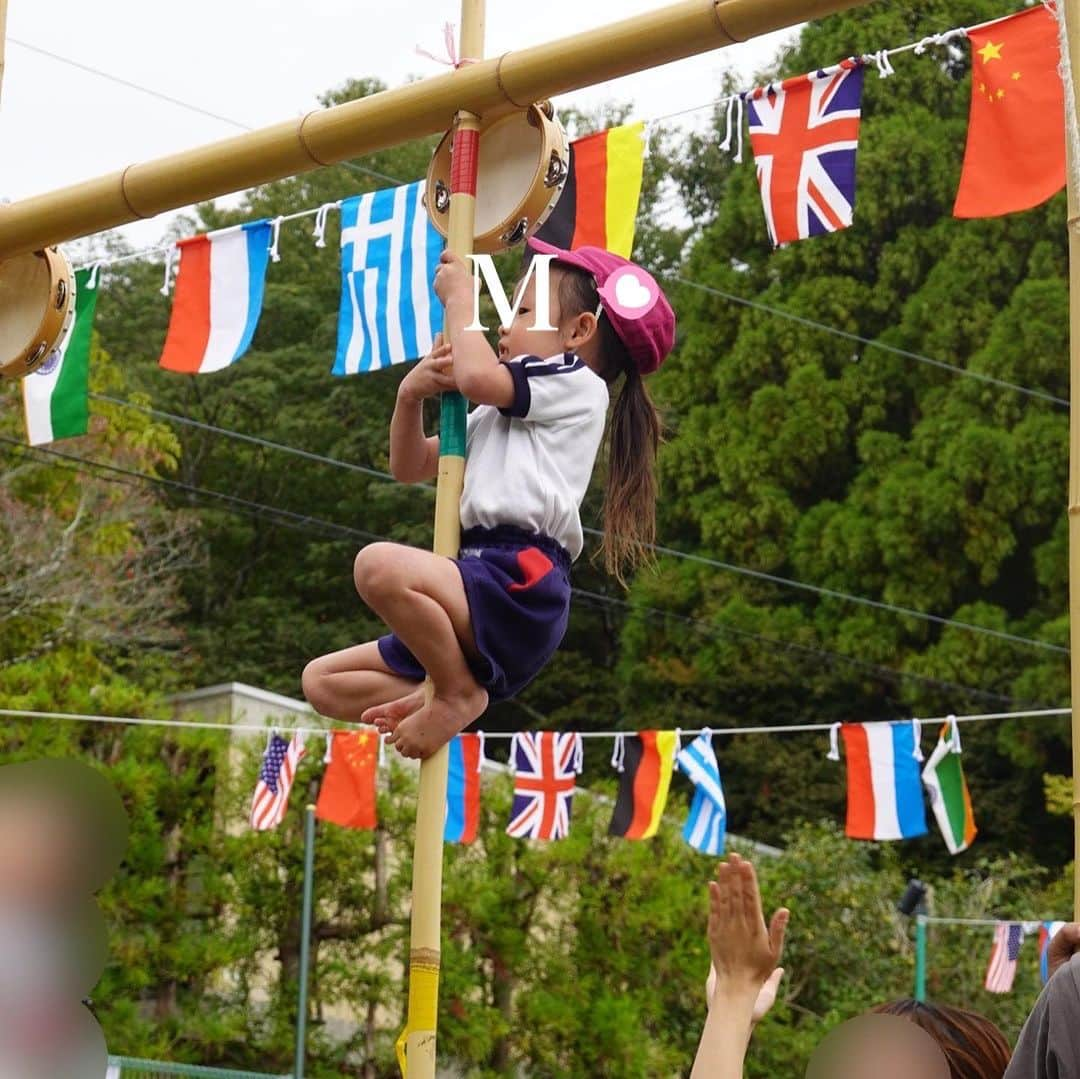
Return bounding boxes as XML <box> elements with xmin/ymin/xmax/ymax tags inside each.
<box><xmin>159</xmin><ymin>220</ymin><xmax>273</xmax><ymax>374</ymax></box>
<box><xmin>444</xmin><ymin>733</ymin><xmax>484</xmax><ymax>844</ymax></box>
<box><xmin>836</xmin><ymin>721</ymin><xmax>928</xmax><ymax>841</ymax></box>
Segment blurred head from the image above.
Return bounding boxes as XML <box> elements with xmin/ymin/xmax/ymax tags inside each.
<box><xmin>807</xmin><ymin>1013</ymin><xmax>951</xmax><ymax>1079</ymax></box>
<box><xmin>872</xmin><ymin>999</ymin><xmax>1011</xmax><ymax>1079</ymax></box>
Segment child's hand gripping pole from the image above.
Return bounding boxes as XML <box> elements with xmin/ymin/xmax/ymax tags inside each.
<box><xmin>397</xmin><ymin>6</ymin><xmax>484</xmax><ymax>1073</ymax></box>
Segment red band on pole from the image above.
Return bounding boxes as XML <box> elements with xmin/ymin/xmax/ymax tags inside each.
<box><xmin>450</xmin><ymin>127</ymin><xmax>480</xmax><ymax>196</ymax></box>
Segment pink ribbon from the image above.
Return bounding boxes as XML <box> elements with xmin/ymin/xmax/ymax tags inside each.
<box><xmin>415</xmin><ymin>22</ymin><xmax>477</xmax><ymax>69</ymax></box>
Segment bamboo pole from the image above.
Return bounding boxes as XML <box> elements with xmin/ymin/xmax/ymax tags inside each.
<box><xmin>395</xmin><ymin>6</ymin><xmax>483</xmax><ymax>1075</ymax></box>
<box><xmin>0</xmin><ymin>0</ymin><xmax>8</xmax><ymax>104</ymax></box>
<box><xmin>1064</xmin><ymin>0</ymin><xmax>1080</xmax><ymax>921</ymax></box>
<box><xmin>0</xmin><ymin>0</ymin><xmax>874</xmax><ymax>259</ymax></box>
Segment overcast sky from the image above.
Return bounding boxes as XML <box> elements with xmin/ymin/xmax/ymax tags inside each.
<box><xmin>1</xmin><ymin>1</ymin><xmax>796</xmax><ymax>250</ymax></box>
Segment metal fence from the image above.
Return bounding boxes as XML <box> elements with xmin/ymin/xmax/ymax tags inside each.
<box><xmin>108</xmin><ymin>1058</ymin><xmax>287</xmax><ymax>1079</ymax></box>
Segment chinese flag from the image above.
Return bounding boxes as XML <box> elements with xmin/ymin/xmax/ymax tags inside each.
<box><xmin>315</xmin><ymin>731</ymin><xmax>378</xmax><ymax>830</ymax></box>
<box><xmin>954</xmin><ymin>6</ymin><xmax>1065</xmax><ymax>218</ymax></box>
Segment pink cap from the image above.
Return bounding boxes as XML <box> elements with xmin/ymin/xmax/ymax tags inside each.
<box><xmin>527</xmin><ymin>238</ymin><xmax>675</xmax><ymax>375</ymax></box>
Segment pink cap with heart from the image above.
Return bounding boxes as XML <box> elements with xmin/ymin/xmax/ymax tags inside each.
<box><xmin>527</xmin><ymin>238</ymin><xmax>675</xmax><ymax>375</ymax></box>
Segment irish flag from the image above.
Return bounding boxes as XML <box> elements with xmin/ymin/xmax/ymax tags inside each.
<box><xmin>22</xmin><ymin>267</ymin><xmax>98</xmax><ymax>446</ymax></box>
<box><xmin>921</xmin><ymin>721</ymin><xmax>977</xmax><ymax>855</ymax></box>
<box><xmin>838</xmin><ymin>721</ymin><xmax>928</xmax><ymax>841</ymax></box>
<box><xmin>532</xmin><ymin>122</ymin><xmax>646</xmax><ymax>258</ymax></box>
<box><xmin>159</xmin><ymin>220</ymin><xmax>273</xmax><ymax>374</ymax></box>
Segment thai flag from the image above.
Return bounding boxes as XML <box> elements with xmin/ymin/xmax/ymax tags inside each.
<box><xmin>835</xmin><ymin>721</ymin><xmax>928</xmax><ymax>841</ymax></box>
<box><xmin>334</xmin><ymin>182</ymin><xmax>443</xmax><ymax>375</ymax></box>
<box><xmin>444</xmin><ymin>733</ymin><xmax>484</xmax><ymax>844</ymax></box>
<box><xmin>745</xmin><ymin>60</ymin><xmax>864</xmax><ymax>246</ymax></box>
<box><xmin>159</xmin><ymin>221</ymin><xmax>273</xmax><ymax>374</ymax></box>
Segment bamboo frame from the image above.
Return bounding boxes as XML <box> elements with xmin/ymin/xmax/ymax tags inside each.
<box><xmin>0</xmin><ymin>0</ymin><xmax>874</xmax><ymax>260</ymax></box>
<box><xmin>1065</xmin><ymin>0</ymin><xmax>1080</xmax><ymax>921</ymax></box>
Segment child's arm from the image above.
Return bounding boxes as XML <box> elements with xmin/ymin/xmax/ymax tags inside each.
<box><xmin>434</xmin><ymin>251</ymin><xmax>515</xmax><ymax>410</ymax></box>
<box><xmin>390</xmin><ymin>335</ymin><xmax>457</xmax><ymax>483</ymax></box>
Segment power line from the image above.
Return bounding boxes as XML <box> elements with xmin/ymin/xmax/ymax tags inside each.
<box><xmin>90</xmin><ymin>394</ymin><xmax>1068</xmax><ymax>657</ymax></box>
<box><xmin>0</xmin><ymin>437</ymin><xmax>1028</xmax><ymax>705</ymax></box>
<box><xmin>570</xmin><ymin>588</ymin><xmax>1037</xmax><ymax>708</ymax></box>
<box><xmin>7</xmin><ymin>38</ymin><xmax>410</xmax><ymax>190</ymax></box>
<box><xmin>665</xmin><ymin>275</ymin><xmax>1068</xmax><ymax>409</ymax></box>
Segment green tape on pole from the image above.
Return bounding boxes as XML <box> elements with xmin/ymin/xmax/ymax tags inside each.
<box><xmin>439</xmin><ymin>391</ymin><xmax>467</xmax><ymax>458</ymax></box>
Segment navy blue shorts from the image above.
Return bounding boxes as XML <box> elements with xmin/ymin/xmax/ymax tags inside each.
<box><xmin>377</xmin><ymin>525</ymin><xmax>572</xmax><ymax>702</ymax></box>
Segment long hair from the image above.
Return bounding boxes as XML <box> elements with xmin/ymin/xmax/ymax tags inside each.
<box><xmin>872</xmin><ymin>999</ymin><xmax>1011</xmax><ymax>1079</ymax></box>
<box><xmin>556</xmin><ymin>267</ymin><xmax>662</xmax><ymax>587</ymax></box>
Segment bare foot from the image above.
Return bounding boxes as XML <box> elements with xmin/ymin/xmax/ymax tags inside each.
<box><xmin>362</xmin><ymin>687</ymin><xmax>426</xmax><ymax>733</ymax></box>
<box><xmin>389</xmin><ymin>685</ymin><xmax>488</xmax><ymax>759</ymax></box>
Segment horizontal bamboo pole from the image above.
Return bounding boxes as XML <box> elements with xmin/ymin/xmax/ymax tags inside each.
<box><xmin>0</xmin><ymin>0</ymin><xmax>875</xmax><ymax>259</ymax></box>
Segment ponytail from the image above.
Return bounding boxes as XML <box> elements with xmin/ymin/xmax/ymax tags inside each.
<box><xmin>552</xmin><ymin>263</ymin><xmax>663</xmax><ymax>587</ymax></box>
<box><xmin>602</xmin><ymin>360</ymin><xmax>661</xmax><ymax>587</ymax></box>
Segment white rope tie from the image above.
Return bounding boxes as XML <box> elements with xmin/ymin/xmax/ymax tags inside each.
<box><xmin>611</xmin><ymin>733</ymin><xmax>625</xmax><ymax>773</ymax></box>
<box><xmin>871</xmin><ymin>49</ymin><xmax>896</xmax><ymax>78</ymax></box>
<box><xmin>911</xmin><ymin>718</ymin><xmax>924</xmax><ymax>762</ymax></box>
<box><xmin>323</xmin><ymin>730</ymin><xmax>333</xmax><ymax>764</ymax></box>
<box><xmin>86</xmin><ymin>261</ymin><xmax>104</xmax><ymax>290</ymax></box>
<box><xmin>672</xmin><ymin>728</ymin><xmax>682</xmax><ymax>770</ymax></box>
<box><xmin>827</xmin><ymin>722</ymin><xmax>841</xmax><ymax>761</ymax></box>
<box><xmin>312</xmin><ymin>202</ymin><xmax>336</xmax><ymax>249</ymax></box>
<box><xmin>159</xmin><ymin>245</ymin><xmax>176</xmax><ymax>297</ymax></box>
<box><xmin>948</xmin><ymin>715</ymin><xmax>963</xmax><ymax>754</ymax></box>
<box><xmin>268</xmin><ymin>216</ymin><xmax>284</xmax><ymax>264</ymax></box>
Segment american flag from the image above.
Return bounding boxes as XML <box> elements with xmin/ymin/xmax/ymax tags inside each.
<box><xmin>745</xmin><ymin>59</ymin><xmax>865</xmax><ymax>246</ymax></box>
<box><xmin>506</xmin><ymin>732</ymin><xmax>583</xmax><ymax>841</ymax></box>
<box><xmin>250</xmin><ymin>732</ymin><xmax>306</xmax><ymax>831</ymax></box>
<box><xmin>985</xmin><ymin>922</ymin><xmax>1024</xmax><ymax>993</ymax></box>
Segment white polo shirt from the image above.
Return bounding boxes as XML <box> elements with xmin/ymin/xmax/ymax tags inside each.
<box><xmin>460</xmin><ymin>352</ymin><xmax>609</xmax><ymax>560</ymax></box>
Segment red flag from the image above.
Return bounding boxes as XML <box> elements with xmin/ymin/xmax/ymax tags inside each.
<box><xmin>954</xmin><ymin>6</ymin><xmax>1065</xmax><ymax>218</ymax></box>
<box><xmin>315</xmin><ymin>731</ymin><xmax>378</xmax><ymax>830</ymax></box>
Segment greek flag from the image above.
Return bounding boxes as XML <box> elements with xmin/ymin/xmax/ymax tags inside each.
<box><xmin>333</xmin><ymin>182</ymin><xmax>444</xmax><ymax>375</ymax></box>
<box><xmin>677</xmin><ymin>731</ymin><xmax>726</xmax><ymax>855</ymax></box>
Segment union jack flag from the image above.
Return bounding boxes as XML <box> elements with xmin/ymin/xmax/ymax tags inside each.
<box><xmin>745</xmin><ymin>59</ymin><xmax>865</xmax><ymax>246</ymax></box>
<box><xmin>506</xmin><ymin>731</ymin><xmax>583</xmax><ymax>841</ymax></box>
<box><xmin>250</xmin><ymin>732</ymin><xmax>306</xmax><ymax>831</ymax></box>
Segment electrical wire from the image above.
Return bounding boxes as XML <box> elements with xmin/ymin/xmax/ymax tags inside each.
<box><xmin>0</xmin><ymin>438</ymin><xmax>1045</xmax><ymax>708</ymax></box>
<box><xmin>0</xmin><ymin>436</ymin><xmax>1032</xmax><ymax>706</ymax></box>
<box><xmin>87</xmin><ymin>394</ymin><xmax>1069</xmax><ymax>657</ymax></box>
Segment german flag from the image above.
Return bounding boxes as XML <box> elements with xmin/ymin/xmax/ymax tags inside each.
<box><xmin>533</xmin><ymin>122</ymin><xmax>646</xmax><ymax>258</ymax></box>
<box><xmin>608</xmin><ymin>730</ymin><xmax>678</xmax><ymax>840</ymax></box>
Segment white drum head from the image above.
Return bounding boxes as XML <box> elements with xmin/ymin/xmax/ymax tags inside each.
<box><xmin>0</xmin><ymin>254</ymin><xmax>50</xmax><ymax>360</ymax></box>
<box><xmin>474</xmin><ymin>114</ymin><xmax>544</xmax><ymax>238</ymax></box>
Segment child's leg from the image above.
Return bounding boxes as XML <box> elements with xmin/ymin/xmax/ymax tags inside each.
<box><xmin>352</xmin><ymin>542</ymin><xmax>488</xmax><ymax>757</ymax></box>
<box><xmin>301</xmin><ymin>641</ymin><xmax>420</xmax><ymax>721</ymax></box>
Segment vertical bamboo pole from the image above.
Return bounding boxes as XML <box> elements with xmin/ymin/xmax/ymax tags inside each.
<box><xmin>295</xmin><ymin>804</ymin><xmax>316</xmax><ymax>1079</ymax></box>
<box><xmin>0</xmin><ymin>0</ymin><xmax>9</xmax><ymax>104</ymax></box>
<box><xmin>397</xmin><ymin>4</ymin><xmax>484</xmax><ymax>1076</ymax></box>
<box><xmin>1065</xmin><ymin>0</ymin><xmax>1080</xmax><ymax>921</ymax></box>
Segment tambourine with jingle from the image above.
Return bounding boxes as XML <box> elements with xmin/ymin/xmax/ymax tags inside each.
<box><xmin>425</xmin><ymin>101</ymin><xmax>570</xmax><ymax>254</ymax></box>
<box><xmin>0</xmin><ymin>248</ymin><xmax>77</xmax><ymax>381</ymax></box>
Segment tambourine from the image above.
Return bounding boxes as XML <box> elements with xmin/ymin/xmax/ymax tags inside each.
<box><xmin>425</xmin><ymin>101</ymin><xmax>570</xmax><ymax>254</ymax></box>
<box><xmin>0</xmin><ymin>248</ymin><xmax>76</xmax><ymax>381</ymax></box>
